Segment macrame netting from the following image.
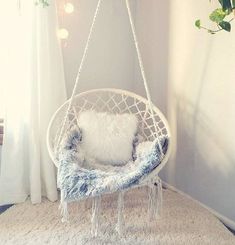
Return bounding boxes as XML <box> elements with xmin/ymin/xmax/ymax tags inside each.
<box><xmin>48</xmin><ymin>89</ymin><xmax>169</xmax><ymax>166</ymax></box>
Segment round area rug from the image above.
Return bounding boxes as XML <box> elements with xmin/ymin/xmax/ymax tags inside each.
<box><xmin>0</xmin><ymin>188</ymin><xmax>234</xmax><ymax>245</ymax></box>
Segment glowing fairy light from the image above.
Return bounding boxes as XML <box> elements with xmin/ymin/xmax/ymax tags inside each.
<box><xmin>64</xmin><ymin>3</ymin><xmax>74</xmax><ymax>14</ymax></box>
<box><xmin>58</xmin><ymin>28</ymin><xmax>69</xmax><ymax>39</ymax></box>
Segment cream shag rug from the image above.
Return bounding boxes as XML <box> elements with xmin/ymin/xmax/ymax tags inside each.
<box><xmin>0</xmin><ymin>188</ymin><xmax>234</xmax><ymax>245</ymax></box>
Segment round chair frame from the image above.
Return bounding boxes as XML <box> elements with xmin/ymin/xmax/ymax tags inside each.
<box><xmin>47</xmin><ymin>88</ymin><xmax>171</xmax><ymax>180</ymax></box>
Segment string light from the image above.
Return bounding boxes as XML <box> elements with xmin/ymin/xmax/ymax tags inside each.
<box><xmin>58</xmin><ymin>28</ymin><xmax>69</xmax><ymax>40</ymax></box>
<box><xmin>64</xmin><ymin>2</ymin><xmax>74</xmax><ymax>14</ymax></box>
<box><xmin>58</xmin><ymin>2</ymin><xmax>74</xmax><ymax>42</ymax></box>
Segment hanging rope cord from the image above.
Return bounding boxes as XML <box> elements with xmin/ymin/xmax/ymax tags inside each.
<box><xmin>55</xmin><ymin>0</ymin><xmax>103</xmax><ymax>155</ymax></box>
<box><xmin>55</xmin><ymin>0</ymin><xmax>163</xmax><ymax>157</ymax></box>
<box><xmin>125</xmin><ymin>0</ymin><xmax>163</xmax><ymax>156</ymax></box>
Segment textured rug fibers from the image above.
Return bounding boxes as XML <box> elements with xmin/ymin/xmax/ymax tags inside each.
<box><xmin>0</xmin><ymin>188</ymin><xmax>234</xmax><ymax>245</ymax></box>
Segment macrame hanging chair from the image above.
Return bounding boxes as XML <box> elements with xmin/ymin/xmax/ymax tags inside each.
<box><xmin>47</xmin><ymin>0</ymin><xmax>171</xmax><ymax>237</ymax></box>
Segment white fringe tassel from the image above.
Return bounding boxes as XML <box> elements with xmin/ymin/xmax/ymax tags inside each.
<box><xmin>91</xmin><ymin>196</ymin><xmax>102</xmax><ymax>237</ymax></box>
<box><xmin>148</xmin><ymin>176</ymin><xmax>163</xmax><ymax>220</ymax></box>
<box><xmin>59</xmin><ymin>201</ymin><xmax>69</xmax><ymax>223</ymax></box>
<box><xmin>59</xmin><ymin>191</ymin><xmax>69</xmax><ymax>223</ymax></box>
<box><xmin>156</xmin><ymin>177</ymin><xmax>163</xmax><ymax>218</ymax></box>
<box><xmin>116</xmin><ymin>191</ymin><xmax>125</xmax><ymax>236</ymax></box>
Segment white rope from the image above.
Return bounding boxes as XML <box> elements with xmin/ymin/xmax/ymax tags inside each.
<box><xmin>55</xmin><ymin>0</ymin><xmax>103</xmax><ymax>154</ymax></box>
<box><xmin>125</xmin><ymin>0</ymin><xmax>163</xmax><ymax>155</ymax></box>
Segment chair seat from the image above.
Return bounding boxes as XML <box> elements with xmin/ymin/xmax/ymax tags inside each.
<box><xmin>57</xmin><ymin>128</ymin><xmax>168</xmax><ymax>202</ymax></box>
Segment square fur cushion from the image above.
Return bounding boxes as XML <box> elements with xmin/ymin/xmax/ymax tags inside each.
<box><xmin>77</xmin><ymin>110</ymin><xmax>138</xmax><ymax>165</ymax></box>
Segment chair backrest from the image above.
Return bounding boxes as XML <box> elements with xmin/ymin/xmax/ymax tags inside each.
<box><xmin>47</xmin><ymin>88</ymin><xmax>171</xmax><ymax>167</ymax></box>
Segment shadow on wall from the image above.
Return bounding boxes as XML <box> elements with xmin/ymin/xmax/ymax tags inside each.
<box><xmin>174</xmin><ymin>93</ymin><xmax>235</xmax><ymax>220</ymax></box>
<box><xmin>159</xmin><ymin>0</ymin><xmax>235</xmax><ymax>223</ymax></box>
<box><xmin>176</xmin><ymin>95</ymin><xmax>235</xmax><ymax>176</ymax></box>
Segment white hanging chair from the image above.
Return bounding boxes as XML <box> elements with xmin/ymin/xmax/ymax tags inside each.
<box><xmin>47</xmin><ymin>0</ymin><xmax>171</xmax><ymax>237</ymax></box>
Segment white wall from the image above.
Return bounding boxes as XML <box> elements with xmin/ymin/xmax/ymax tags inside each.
<box><xmin>58</xmin><ymin>0</ymin><xmax>136</xmax><ymax>96</ymax></box>
<box><xmin>162</xmin><ymin>0</ymin><xmax>235</xmax><ymax>225</ymax></box>
<box><xmin>133</xmin><ymin>0</ymin><xmax>170</xmax><ymax>115</ymax></box>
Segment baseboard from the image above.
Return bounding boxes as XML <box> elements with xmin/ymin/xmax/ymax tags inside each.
<box><xmin>162</xmin><ymin>181</ymin><xmax>235</xmax><ymax>231</ymax></box>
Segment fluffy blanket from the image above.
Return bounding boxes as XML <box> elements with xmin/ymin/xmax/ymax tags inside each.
<box><xmin>57</xmin><ymin>128</ymin><xmax>168</xmax><ymax>203</ymax></box>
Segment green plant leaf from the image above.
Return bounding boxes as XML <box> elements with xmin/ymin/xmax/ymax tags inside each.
<box><xmin>219</xmin><ymin>20</ymin><xmax>231</xmax><ymax>31</ymax></box>
<box><xmin>232</xmin><ymin>0</ymin><xmax>235</xmax><ymax>8</ymax></box>
<box><xmin>219</xmin><ymin>0</ymin><xmax>232</xmax><ymax>11</ymax></box>
<box><xmin>195</xmin><ymin>19</ymin><xmax>201</xmax><ymax>29</ymax></box>
<box><xmin>195</xmin><ymin>1</ymin><xmax>234</xmax><ymax>34</ymax></box>
<box><xmin>209</xmin><ymin>8</ymin><xmax>227</xmax><ymax>23</ymax></box>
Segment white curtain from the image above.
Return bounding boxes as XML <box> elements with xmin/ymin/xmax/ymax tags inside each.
<box><xmin>0</xmin><ymin>0</ymin><xmax>67</xmax><ymax>204</ymax></box>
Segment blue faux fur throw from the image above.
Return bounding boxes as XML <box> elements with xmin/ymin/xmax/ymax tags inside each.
<box><xmin>57</xmin><ymin>128</ymin><xmax>168</xmax><ymax>203</ymax></box>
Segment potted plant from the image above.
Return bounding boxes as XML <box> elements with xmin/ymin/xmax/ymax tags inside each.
<box><xmin>195</xmin><ymin>0</ymin><xmax>235</xmax><ymax>33</ymax></box>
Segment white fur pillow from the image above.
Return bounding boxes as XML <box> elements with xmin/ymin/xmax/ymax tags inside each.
<box><xmin>78</xmin><ymin>110</ymin><xmax>138</xmax><ymax>165</ymax></box>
